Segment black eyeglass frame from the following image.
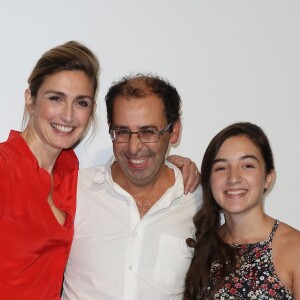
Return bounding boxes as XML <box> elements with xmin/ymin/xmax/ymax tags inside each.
<box><xmin>109</xmin><ymin>122</ymin><xmax>172</xmax><ymax>143</ymax></box>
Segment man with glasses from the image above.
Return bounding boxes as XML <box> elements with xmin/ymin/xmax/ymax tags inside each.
<box><xmin>62</xmin><ymin>74</ymin><xmax>202</xmax><ymax>300</ymax></box>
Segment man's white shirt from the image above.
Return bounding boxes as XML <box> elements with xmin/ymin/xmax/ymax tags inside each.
<box><xmin>62</xmin><ymin>156</ymin><xmax>202</xmax><ymax>300</ymax></box>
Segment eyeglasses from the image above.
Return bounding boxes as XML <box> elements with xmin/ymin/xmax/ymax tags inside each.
<box><xmin>109</xmin><ymin>123</ymin><xmax>172</xmax><ymax>143</ymax></box>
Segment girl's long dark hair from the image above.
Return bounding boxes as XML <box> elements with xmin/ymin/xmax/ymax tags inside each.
<box><xmin>185</xmin><ymin>122</ymin><xmax>275</xmax><ymax>299</ymax></box>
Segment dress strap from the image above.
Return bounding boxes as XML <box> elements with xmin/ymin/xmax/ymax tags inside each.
<box><xmin>268</xmin><ymin>219</ymin><xmax>280</xmax><ymax>242</ymax></box>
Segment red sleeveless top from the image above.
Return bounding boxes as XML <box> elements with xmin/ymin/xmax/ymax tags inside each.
<box><xmin>0</xmin><ymin>131</ymin><xmax>78</xmax><ymax>299</ymax></box>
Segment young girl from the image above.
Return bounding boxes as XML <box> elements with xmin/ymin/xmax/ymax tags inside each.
<box><xmin>185</xmin><ymin>122</ymin><xmax>300</xmax><ymax>299</ymax></box>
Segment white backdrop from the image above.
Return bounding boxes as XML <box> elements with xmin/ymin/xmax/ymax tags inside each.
<box><xmin>0</xmin><ymin>1</ymin><xmax>299</xmax><ymax>229</ymax></box>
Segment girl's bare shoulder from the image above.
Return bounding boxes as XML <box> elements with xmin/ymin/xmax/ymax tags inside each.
<box><xmin>273</xmin><ymin>221</ymin><xmax>300</xmax><ymax>294</ymax></box>
<box><xmin>276</xmin><ymin>222</ymin><xmax>300</xmax><ymax>242</ymax></box>
<box><xmin>274</xmin><ymin>221</ymin><xmax>300</xmax><ymax>261</ymax></box>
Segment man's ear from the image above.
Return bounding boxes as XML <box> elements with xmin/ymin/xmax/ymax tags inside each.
<box><xmin>169</xmin><ymin>120</ymin><xmax>181</xmax><ymax>145</ymax></box>
<box><xmin>24</xmin><ymin>89</ymin><xmax>34</xmax><ymax>113</ymax></box>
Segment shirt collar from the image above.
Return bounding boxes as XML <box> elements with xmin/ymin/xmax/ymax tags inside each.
<box><xmin>89</xmin><ymin>156</ymin><xmax>185</xmax><ymax>204</ymax></box>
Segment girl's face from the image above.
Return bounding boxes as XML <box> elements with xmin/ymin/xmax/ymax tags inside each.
<box><xmin>210</xmin><ymin>135</ymin><xmax>273</xmax><ymax>216</ymax></box>
<box><xmin>25</xmin><ymin>70</ymin><xmax>94</xmax><ymax>153</ymax></box>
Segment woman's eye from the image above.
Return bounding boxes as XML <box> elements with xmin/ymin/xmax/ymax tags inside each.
<box><xmin>77</xmin><ymin>100</ymin><xmax>91</xmax><ymax>108</ymax></box>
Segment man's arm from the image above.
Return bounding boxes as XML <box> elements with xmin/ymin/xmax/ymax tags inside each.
<box><xmin>167</xmin><ymin>155</ymin><xmax>201</xmax><ymax>194</ymax></box>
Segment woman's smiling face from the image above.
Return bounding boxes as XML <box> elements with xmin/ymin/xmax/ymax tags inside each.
<box><xmin>25</xmin><ymin>70</ymin><xmax>94</xmax><ymax>152</ymax></box>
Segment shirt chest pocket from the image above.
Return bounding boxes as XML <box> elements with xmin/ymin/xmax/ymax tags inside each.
<box><xmin>153</xmin><ymin>234</ymin><xmax>193</xmax><ymax>294</ymax></box>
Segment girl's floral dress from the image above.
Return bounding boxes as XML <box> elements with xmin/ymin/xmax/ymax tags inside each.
<box><xmin>203</xmin><ymin>220</ymin><xmax>294</xmax><ymax>299</ymax></box>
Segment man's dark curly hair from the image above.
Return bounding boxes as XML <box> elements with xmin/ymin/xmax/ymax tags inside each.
<box><xmin>105</xmin><ymin>74</ymin><xmax>182</xmax><ymax>131</ymax></box>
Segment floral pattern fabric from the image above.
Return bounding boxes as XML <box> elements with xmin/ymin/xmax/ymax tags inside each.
<box><xmin>204</xmin><ymin>220</ymin><xmax>294</xmax><ymax>299</ymax></box>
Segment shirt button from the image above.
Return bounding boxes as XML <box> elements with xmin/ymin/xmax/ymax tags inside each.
<box><xmin>128</xmin><ymin>265</ymin><xmax>133</xmax><ymax>270</ymax></box>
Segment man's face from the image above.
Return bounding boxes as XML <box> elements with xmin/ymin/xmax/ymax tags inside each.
<box><xmin>111</xmin><ymin>94</ymin><xmax>180</xmax><ymax>187</ymax></box>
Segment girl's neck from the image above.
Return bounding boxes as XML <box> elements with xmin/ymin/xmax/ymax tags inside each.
<box><xmin>220</xmin><ymin>213</ymin><xmax>274</xmax><ymax>244</ymax></box>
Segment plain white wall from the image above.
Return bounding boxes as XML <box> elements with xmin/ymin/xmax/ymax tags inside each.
<box><xmin>0</xmin><ymin>0</ymin><xmax>299</xmax><ymax>229</ymax></box>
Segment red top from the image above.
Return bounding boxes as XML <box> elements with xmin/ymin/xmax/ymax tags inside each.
<box><xmin>0</xmin><ymin>131</ymin><xmax>78</xmax><ymax>299</ymax></box>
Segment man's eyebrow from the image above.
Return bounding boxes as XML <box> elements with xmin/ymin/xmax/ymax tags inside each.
<box><xmin>114</xmin><ymin>125</ymin><xmax>157</xmax><ymax>129</ymax></box>
<box><xmin>139</xmin><ymin>125</ymin><xmax>157</xmax><ymax>129</ymax></box>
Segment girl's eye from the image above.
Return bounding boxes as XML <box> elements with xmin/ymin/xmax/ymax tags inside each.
<box><xmin>244</xmin><ymin>164</ymin><xmax>254</xmax><ymax>169</ymax></box>
<box><xmin>49</xmin><ymin>96</ymin><xmax>60</xmax><ymax>101</ymax></box>
<box><xmin>214</xmin><ymin>166</ymin><xmax>226</xmax><ymax>172</ymax></box>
